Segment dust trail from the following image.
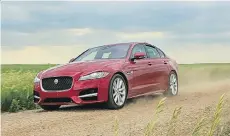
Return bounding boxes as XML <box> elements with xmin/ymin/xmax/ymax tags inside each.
<box><xmin>129</xmin><ymin>66</ymin><xmax>230</xmax><ymax>105</ymax></box>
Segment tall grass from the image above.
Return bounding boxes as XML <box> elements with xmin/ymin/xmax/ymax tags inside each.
<box><xmin>167</xmin><ymin>106</ymin><xmax>182</xmax><ymax>136</ymax></box>
<box><xmin>144</xmin><ymin>97</ymin><xmax>166</xmax><ymax>136</ymax></box>
<box><xmin>1</xmin><ymin>64</ymin><xmax>53</xmax><ymax>112</ymax></box>
<box><xmin>207</xmin><ymin>94</ymin><xmax>225</xmax><ymax>136</ymax></box>
<box><xmin>1</xmin><ymin>71</ymin><xmax>37</xmax><ymax>112</ymax></box>
<box><xmin>112</xmin><ymin>94</ymin><xmax>226</xmax><ymax>136</ymax></box>
<box><xmin>113</xmin><ymin>116</ymin><xmax>119</xmax><ymax>136</ymax></box>
<box><xmin>192</xmin><ymin>117</ymin><xmax>206</xmax><ymax>136</ymax></box>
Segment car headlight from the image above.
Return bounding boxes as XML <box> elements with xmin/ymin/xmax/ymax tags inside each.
<box><xmin>79</xmin><ymin>72</ymin><xmax>109</xmax><ymax>81</ymax></box>
<box><xmin>34</xmin><ymin>76</ymin><xmax>40</xmax><ymax>83</ymax></box>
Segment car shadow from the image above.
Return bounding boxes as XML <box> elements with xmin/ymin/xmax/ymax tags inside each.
<box><xmin>36</xmin><ymin>93</ymin><xmax>163</xmax><ymax>113</ymax></box>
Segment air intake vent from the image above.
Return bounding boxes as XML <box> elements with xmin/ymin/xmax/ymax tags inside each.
<box><xmin>44</xmin><ymin>98</ymin><xmax>72</xmax><ymax>103</ymax></box>
<box><xmin>79</xmin><ymin>88</ymin><xmax>98</xmax><ymax>101</ymax></box>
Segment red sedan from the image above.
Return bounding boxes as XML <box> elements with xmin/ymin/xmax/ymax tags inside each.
<box><xmin>33</xmin><ymin>42</ymin><xmax>178</xmax><ymax>110</ymax></box>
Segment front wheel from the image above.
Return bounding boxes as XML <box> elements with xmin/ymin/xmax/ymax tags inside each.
<box><xmin>164</xmin><ymin>71</ymin><xmax>178</xmax><ymax>96</ymax></box>
<box><xmin>106</xmin><ymin>74</ymin><xmax>128</xmax><ymax>109</ymax></box>
<box><xmin>40</xmin><ymin>105</ymin><xmax>61</xmax><ymax>111</ymax></box>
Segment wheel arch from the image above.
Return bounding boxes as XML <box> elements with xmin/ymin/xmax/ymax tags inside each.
<box><xmin>171</xmin><ymin>70</ymin><xmax>178</xmax><ymax>76</ymax></box>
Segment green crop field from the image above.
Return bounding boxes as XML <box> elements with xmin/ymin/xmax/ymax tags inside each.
<box><xmin>1</xmin><ymin>64</ymin><xmax>55</xmax><ymax>112</ymax></box>
<box><xmin>1</xmin><ymin>63</ymin><xmax>230</xmax><ymax>112</ymax></box>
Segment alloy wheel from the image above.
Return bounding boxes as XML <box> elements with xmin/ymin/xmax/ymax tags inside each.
<box><xmin>112</xmin><ymin>77</ymin><xmax>127</xmax><ymax>106</ymax></box>
<box><xmin>169</xmin><ymin>73</ymin><xmax>178</xmax><ymax>95</ymax></box>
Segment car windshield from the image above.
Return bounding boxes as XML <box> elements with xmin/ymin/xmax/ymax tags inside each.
<box><xmin>74</xmin><ymin>44</ymin><xmax>130</xmax><ymax>61</ymax></box>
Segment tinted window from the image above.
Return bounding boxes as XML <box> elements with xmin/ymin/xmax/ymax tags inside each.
<box><xmin>75</xmin><ymin>44</ymin><xmax>130</xmax><ymax>61</ymax></box>
<box><xmin>131</xmin><ymin>44</ymin><xmax>147</xmax><ymax>58</ymax></box>
<box><xmin>157</xmin><ymin>48</ymin><xmax>166</xmax><ymax>58</ymax></box>
<box><xmin>145</xmin><ymin>45</ymin><xmax>160</xmax><ymax>58</ymax></box>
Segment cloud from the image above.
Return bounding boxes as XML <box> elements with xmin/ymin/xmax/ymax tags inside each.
<box><xmin>68</xmin><ymin>28</ymin><xmax>93</xmax><ymax>36</ymax></box>
<box><xmin>1</xmin><ymin>2</ymin><xmax>30</xmax><ymax>21</ymax></box>
<box><xmin>116</xmin><ymin>32</ymin><xmax>164</xmax><ymax>40</ymax></box>
<box><xmin>3</xmin><ymin>27</ymin><xmax>229</xmax><ymax>47</ymax></box>
<box><xmin>1</xmin><ymin>1</ymin><xmax>230</xmax><ymax>64</ymax></box>
<box><xmin>2</xmin><ymin>45</ymin><xmax>89</xmax><ymax>64</ymax></box>
<box><xmin>165</xmin><ymin>44</ymin><xmax>230</xmax><ymax>64</ymax></box>
<box><xmin>2</xmin><ymin>1</ymin><xmax>230</xmax><ymax>33</ymax></box>
<box><xmin>2</xmin><ymin>43</ymin><xmax>230</xmax><ymax>64</ymax></box>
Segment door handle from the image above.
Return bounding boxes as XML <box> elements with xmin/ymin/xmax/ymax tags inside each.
<box><xmin>148</xmin><ymin>62</ymin><xmax>152</xmax><ymax>66</ymax></box>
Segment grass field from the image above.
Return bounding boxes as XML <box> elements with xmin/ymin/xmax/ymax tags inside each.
<box><xmin>1</xmin><ymin>63</ymin><xmax>230</xmax><ymax>112</ymax></box>
<box><xmin>1</xmin><ymin>64</ymin><xmax>55</xmax><ymax>112</ymax></box>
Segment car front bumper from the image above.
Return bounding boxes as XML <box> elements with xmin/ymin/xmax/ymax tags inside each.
<box><xmin>34</xmin><ymin>76</ymin><xmax>111</xmax><ymax>106</ymax></box>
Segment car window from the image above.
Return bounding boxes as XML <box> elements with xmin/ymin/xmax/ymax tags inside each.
<box><xmin>102</xmin><ymin>52</ymin><xmax>111</xmax><ymax>58</ymax></box>
<box><xmin>131</xmin><ymin>44</ymin><xmax>147</xmax><ymax>58</ymax></box>
<box><xmin>74</xmin><ymin>44</ymin><xmax>130</xmax><ymax>61</ymax></box>
<box><xmin>157</xmin><ymin>48</ymin><xmax>166</xmax><ymax>58</ymax></box>
<box><xmin>145</xmin><ymin>45</ymin><xmax>160</xmax><ymax>58</ymax></box>
<box><xmin>79</xmin><ymin>50</ymin><xmax>97</xmax><ymax>61</ymax></box>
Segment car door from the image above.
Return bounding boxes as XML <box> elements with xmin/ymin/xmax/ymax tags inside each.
<box><xmin>144</xmin><ymin>44</ymin><xmax>169</xmax><ymax>92</ymax></box>
<box><xmin>127</xmin><ymin>44</ymin><xmax>154</xmax><ymax>96</ymax></box>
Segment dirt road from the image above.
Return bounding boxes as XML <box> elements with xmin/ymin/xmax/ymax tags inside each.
<box><xmin>2</xmin><ymin>79</ymin><xmax>230</xmax><ymax>136</ymax></box>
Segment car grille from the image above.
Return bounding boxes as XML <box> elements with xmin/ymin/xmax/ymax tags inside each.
<box><xmin>42</xmin><ymin>76</ymin><xmax>73</xmax><ymax>91</ymax></box>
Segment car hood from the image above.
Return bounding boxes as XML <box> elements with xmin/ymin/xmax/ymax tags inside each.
<box><xmin>41</xmin><ymin>59</ymin><xmax>124</xmax><ymax>78</ymax></box>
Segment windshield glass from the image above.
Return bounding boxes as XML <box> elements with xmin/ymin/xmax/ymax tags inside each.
<box><xmin>74</xmin><ymin>44</ymin><xmax>130</xmax><ymax>61</ymax></box>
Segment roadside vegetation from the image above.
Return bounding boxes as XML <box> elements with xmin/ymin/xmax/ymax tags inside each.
<box><xmin>1</xmin><ymin>64</ymin><xmax>54</xmax><ymax>112</ymax></box>
<box><xmin>114</xmin><ymin>94</ymin><xmax>229</xmax><ymax>136</ymax></box>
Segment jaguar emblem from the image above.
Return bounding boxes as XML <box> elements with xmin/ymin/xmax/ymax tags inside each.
<box><xmin>54</xmin><ymin>79</ymin><xmax>59</xmax><ymax>84</ymax></box>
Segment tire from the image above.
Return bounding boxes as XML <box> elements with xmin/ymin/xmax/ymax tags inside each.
<box><xmin>164</xmin><ymin>71</ymin><xmax>178</xmax><ymax>96</ymax></box>
<box><xmin>40</xmin><ymin>105</ymin><xmax>61</xmax><ymax>111</ymax></box>
<box><xmin>106</xmin><ymin>74</ymin><xmax>128</xmax><ymax>109</ymax></box>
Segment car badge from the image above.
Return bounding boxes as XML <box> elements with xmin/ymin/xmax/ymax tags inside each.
<box><xmin>54</xmin><ymin>79</ymin><xmax>59</xmax><ymax>84</ymax></box>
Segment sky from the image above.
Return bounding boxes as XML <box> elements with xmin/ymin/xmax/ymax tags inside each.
<box><xmin>1</xmin><ymin>1</ymin><xmax>230</xmax><ymax>64</ymax></box>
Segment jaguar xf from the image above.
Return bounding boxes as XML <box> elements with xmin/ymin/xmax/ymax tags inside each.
<box><xmin>33</xmin><ymin>42</ymin><xmax>178</xmax><ymax>110</ymax></box>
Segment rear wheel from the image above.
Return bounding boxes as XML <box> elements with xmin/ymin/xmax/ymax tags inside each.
<box><xmin>40</xmin><ymin>105</ymin><xmax>61</xmax><ymax>111</ymax></box>
<box><xmin>106</xmin><ymin>74</ymin><xmax>128</xmax><ymax>109</ymax></box>
<box><xmin>164</xmin><ymin>71</ymin><xmax>178</xmax><ymax>96</ymax></box>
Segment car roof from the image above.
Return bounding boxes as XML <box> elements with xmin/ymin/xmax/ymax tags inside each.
<box><xmin>103</xmin><ymin>42</ymin><xmax>148</xmax><ymax>46</ymax></box>
<box><xmin>88</xmin><ymin>42</ymin><xmax>153</xmax><ymax>50</ymax></box>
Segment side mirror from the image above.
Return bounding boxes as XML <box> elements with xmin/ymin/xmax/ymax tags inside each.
<box><xmin>69</xmin><ymin>58</ymin><xmax>75</xmax><ymax>63</ymax></box>
<box><xmin>132</xmin><ymin>52</ymin><xmax>146</xmax><ymax>61</ymax></box>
